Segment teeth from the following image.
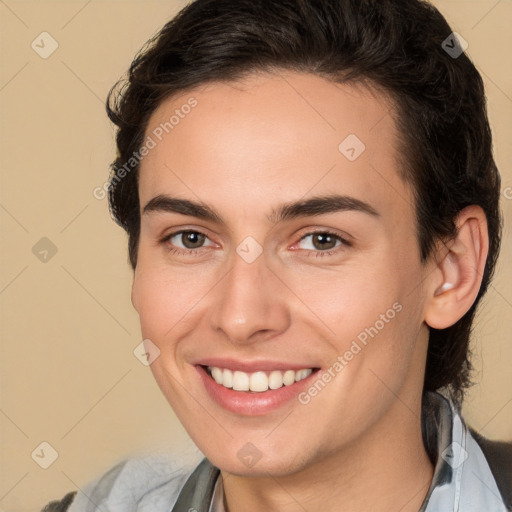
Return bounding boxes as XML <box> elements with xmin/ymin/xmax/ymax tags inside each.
<box><xmin>211</xmin><ymin>367</ymin><xmax>223</xmax><ymax>384</ymax></box>
<box><xmin>222</xmin><ymin>368</ymin><xmax>233</xmax><ymax>388</ymax></box>
<box><xmin>233</xmin><ymin>371</ymin><xmax>249</xmax><ymax>391</ymax></box>
<box><xmin>249</xmin><ymin>371</ymin><xmax>268</xmax><ymax>392</ymax></box>
<box><xmin>268</xmin><ymin>370</ymin><xmax>283</xmax><ymax>389</ymax></box>
<box><xmin>282</xmin><ymin>370</ymin><xmax>295</xmax><ymax>386</ymax></box>
<box><xmin>206</xmin><ymin>366</ymin><xmax>313</xmax><ymax>392</ymax></box>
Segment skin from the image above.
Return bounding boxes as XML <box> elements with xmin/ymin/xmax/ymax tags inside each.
<box><xmin>131</xmin><ymin>71</ymin><xmax>488</xmax><ymax>512</ymax></box>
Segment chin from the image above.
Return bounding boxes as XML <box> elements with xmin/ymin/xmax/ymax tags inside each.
<box><xmin>202</xmin><ymin>444</ymin><xmax>310</xmax><ymax>477</ymax></box>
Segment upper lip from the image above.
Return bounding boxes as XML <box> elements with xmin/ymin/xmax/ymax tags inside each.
<box><xmin>195</xmin><ymin>358</ymin><xmax>320</xmax><ymax>373</ymax></box>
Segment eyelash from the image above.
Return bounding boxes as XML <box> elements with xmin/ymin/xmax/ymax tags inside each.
<box><xmin>299</xmin><ymin>230</ymin><xmax>349</xmax><ymax>258</ymax></box>
<box><xmin>160</xmin><ymin>230</ymin><xmax>213</xmax><ymax>257</ymax></box>
<box><xmin>160</xmin><ymin>229</ymin><xmax>351</xmax><ymax>258</ymax></box>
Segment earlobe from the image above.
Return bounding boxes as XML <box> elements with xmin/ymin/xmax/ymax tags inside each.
<box><xmin>424</xmin><ymin>206</ymin><xmax>489</xmax><ymax>330</ymax></box>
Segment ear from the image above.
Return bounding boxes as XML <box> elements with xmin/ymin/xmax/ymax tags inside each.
<box><xmin>424</xmin><ymin>205</ymin><xmax>489</xmax><ymax>330</ymax></box>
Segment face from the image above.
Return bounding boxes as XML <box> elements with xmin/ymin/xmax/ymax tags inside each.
<box><xmin>132</xmin><ymin>71</ymin><xmax>433</xmax><ymax>476</ymax></box>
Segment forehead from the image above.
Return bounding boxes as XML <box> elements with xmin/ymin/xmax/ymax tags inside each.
<box><xmin>139</xmin><ymin>71</ymin><xmax>413</xmax><ymax>223</ymax></box>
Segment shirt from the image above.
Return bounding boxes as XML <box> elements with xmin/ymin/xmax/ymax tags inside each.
<box><xmin>44</xmin><ymin>391</ymin><xmax>510</xmax><ymax>512</ymax></box>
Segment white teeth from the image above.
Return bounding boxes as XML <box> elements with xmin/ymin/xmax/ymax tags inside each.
<box><xmin>211</xmin><ymin>367</ymin><xmax>223</xmax><ymax>384</ymax></box>
<box><xmin>268</xmin><ymin>370</ymin><xmax>283</xmax><ymax>389</ymax></box>
<box><xmin>296</xmin><ymin>369</ymin><xmax>309</xmax><ymax>381</ymax></box>
<box><xmin>249</xmin><ymin>371</ymin><xmax>268</xmax><ymax>392</ymax></box>
<box><xmin>222</xmin><ymin>368</ymin><xmax>233</xmax><ymax>388</ymax></box>
<box><xmin>232</xmin><ymin>370</ymin><xmax>249</xmax><ymax>391</ymax></box>
<box><xmin>206</xmin><ymin>366</ymin><xmax>313</xmax><ymax>392</ymax></box>
<box><xmin>282</xmin><ymin>370</ymin><xmax>296</xmax><ymax>386</ymax></box>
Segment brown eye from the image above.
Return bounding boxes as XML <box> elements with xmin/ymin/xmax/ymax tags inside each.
<box><xmin>311</xmin><ymin>233</ymin><xmax>338</xmax><ymax>250</ymax></box>
<box><xmin>180</xmin><ymin>231</ymin><xmax>206</xmax><ymax>249</ymax></box>
<box><xmin>166</xmin><ymin>230</ymin><xmax>214</xmax><ymax>251</ymax></box>
<box><xmin>297</xmin><ymin>232</ymin><xmax>344</xmax><ymax>252</ymax></box>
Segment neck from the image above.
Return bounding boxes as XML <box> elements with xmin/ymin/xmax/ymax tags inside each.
<box><xmin>221</xmin><ymin>398</ymin><xmax>434</xmax><ymax>512</ymax></box>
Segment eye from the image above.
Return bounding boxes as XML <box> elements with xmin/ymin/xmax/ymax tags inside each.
<box><xmin>293</xmin><ymin>230</ymin><xmax>350</xmax><ymax>257</ymax></box>
<box><xmin>163</xmin><ymin>230</ymin><xmax>216</xmax><ymax>252</ymax></box>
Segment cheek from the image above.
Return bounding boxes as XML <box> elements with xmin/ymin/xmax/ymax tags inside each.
<box><xmin>132</xmin><ymin>263</ymin><xmax>213</xmax><ymax>342</ymax></box>
<box><xmin>131</xmin><ymin>265</ymin><xmax>208</xmax><ymax>407</ymax></box>
<box><xmin>283</xmin><ymin>261</ymin><xmax>399</xmax><ymax>338</ymax></box>
<box><xmin>287</xmin><ymin>253</ymin><xmax>425</xmax><ymax>373</ymax></box>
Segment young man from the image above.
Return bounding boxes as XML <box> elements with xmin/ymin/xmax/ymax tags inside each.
<box><xmin>42</xmin><ymin>0</ymin><xmax>511</xmax><ymax>510</ymax></box>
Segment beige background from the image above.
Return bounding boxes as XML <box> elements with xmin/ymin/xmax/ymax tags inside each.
<box><xmin>0</xmin><ymin>0</ymin><xmax>511</xmax><ymax>510</ymax></box>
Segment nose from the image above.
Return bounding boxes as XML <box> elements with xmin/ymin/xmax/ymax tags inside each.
<box><xmin>209</xmin><ymin>250</ymin><xmax>291</xmax><ymax>345</ymax></box>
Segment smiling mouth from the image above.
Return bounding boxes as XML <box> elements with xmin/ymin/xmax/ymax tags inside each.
<box><xmin>202</xmin><ymin>365</ymin><xmax>320</xmax><ymax>393</ymax></box>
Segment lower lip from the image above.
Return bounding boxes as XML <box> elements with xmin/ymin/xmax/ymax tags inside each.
<box><xmin>196</xmin><ymin>365</ymin><xmax>319</xmax><ymax>416</ymax></box>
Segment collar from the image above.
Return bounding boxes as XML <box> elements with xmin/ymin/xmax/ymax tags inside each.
<box><xmin>419</xmin><ymin>391</ymin><xmax>507</xmax><ymax>511</ymax></box>
<box><xmin>172</xmin><ymin>391</ymin><xmax>507</xmax><ymax>512</ymax></box>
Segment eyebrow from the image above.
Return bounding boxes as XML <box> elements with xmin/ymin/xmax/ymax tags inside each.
<box><xmin>142</xmin><ymin>194</ymin><xmax>379</xmax><ymax>224</ymax></box>
<box><xmin>269</xmin><ymin>194</ymin><xmax>379</xmax><ymax>223</ymax></box>
<box><xmin>143</xmin><ymin>195</ymin><xmax>223</xmax><ymax>222</ymax></box>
